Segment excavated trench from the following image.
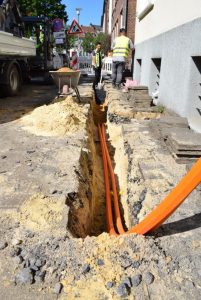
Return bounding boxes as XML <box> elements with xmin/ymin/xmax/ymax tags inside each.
<box><xmin>66</xmin><ymin>85</ymin><xmax>161</xmax><ymax>238</ymax></box>
<box><xmin>66</xmin><ymin>96</ymin><xmax>108</xmax><ymax>237</ymax></box>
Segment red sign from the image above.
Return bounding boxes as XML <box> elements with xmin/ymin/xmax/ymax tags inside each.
<box><xmin>53</xmin><ymin>18</ymin><xmax>64</xmax><ymax>32</ymax></box>
<box><xmin>68</xmin><ymin>19</ymin><xmax>83</xmax><ymax>35</ymax></box>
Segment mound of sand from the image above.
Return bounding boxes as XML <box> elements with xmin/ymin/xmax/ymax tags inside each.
<box><xmin>19</xmin><ymin>194</ymin><xmax>69</xmax><ymax>234</ymax></box>
<box><xmin>21</xmin><ymin>96</ymin><xmax>86</xmax><ymax>136</ymax></box>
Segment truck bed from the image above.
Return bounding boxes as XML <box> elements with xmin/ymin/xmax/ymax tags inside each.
<box><xmin>0</xmin><ymin>31</ymin><xmax>36</xmax><ymax>57</ymax></box>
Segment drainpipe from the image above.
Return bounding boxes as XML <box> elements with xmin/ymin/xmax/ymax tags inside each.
<box><xmin>125</xmin><ymin>0</ymin><xmax>128</xmax><ymax>32</ymax></box>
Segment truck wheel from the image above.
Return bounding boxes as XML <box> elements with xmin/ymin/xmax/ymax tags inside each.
<box><xmin>4</xmin><ymin>64</ymin><xmax>21</xmax><ymax>96</ymax></box>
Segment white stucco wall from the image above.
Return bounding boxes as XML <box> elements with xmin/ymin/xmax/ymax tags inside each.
<box><xmin>134</xmin><ymin>17</ymin><xmax>201</xmax><ymax>133</ymax></box>
<box><xmin>135</xmin><ymin>0</ymin><xmax>201</xmax><ymax>44</ymax></box>
<box><xmin>108</xmin><ymin>0</ymin><xmax>113</xmax><ymax>34</ymax></box>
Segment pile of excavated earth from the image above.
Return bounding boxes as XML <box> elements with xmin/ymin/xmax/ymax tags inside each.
<box><xmin>0</xmin><ymin>81</ymin><xmax>200</xmax><ymax>300</ymax></box>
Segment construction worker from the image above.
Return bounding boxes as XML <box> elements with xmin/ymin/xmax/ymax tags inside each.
<box><xmin>92</xmin><ymin>42</ymin><xmax>104</xmax><ymax>105</ymax></box>
<box><xmin>92</xmin><ymin>42</ymin><xmax>104</xmax><ymax>101</ymax></box>
<box><xmin>111</xmin><ymin>28</ymin><xmax>134</xmax><ymax>89</ymax></box>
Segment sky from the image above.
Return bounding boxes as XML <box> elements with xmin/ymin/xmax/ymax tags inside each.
<box><xmin>63</xmin><ymin>0</ymin><xmax>103</xmax><ymax>26</ymax></box>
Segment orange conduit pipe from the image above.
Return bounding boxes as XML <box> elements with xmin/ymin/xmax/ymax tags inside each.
<box><xmin>128</xmin><ymin>157</ymin><xmax>201</xmax><ymax>234</ymax></box>
<box><xmin>101</xmin><ymin>123</ymin><xmax>125</xmax><ymax>234</ymax></box>
<box><xmin>98</xmin><ymin>124</ymin><xmax>117</xmax><ymax>236</ymax></box>
<box><xmin>99</xmin><ymin>122</ymin><xmax>201</xmax><ymax>235</ymax></box>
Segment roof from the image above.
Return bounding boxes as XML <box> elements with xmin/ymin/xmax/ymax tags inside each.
<box><xmin>81</xmin><ymin>26</ymin><xmax>97</xmax><ymax>34</ymax></box>
<box><xmin>79</xmin><ymin>24</ymin><xmax>102</xmax><ymax>38</ymax></box>
<box><xmin>90</xmin><ymin>23</ymin><xmax>102</xmax><ymax>31</ymax></box>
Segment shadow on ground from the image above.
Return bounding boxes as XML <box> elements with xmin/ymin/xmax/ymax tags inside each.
<box><xmin>0</xmin><ymin>83</ymin><xmax>57</xmax><ymax>124</ymax></box>
<box><xmin>153</xmin><ymin>213</ymin><xmax>201</xmax><ymax>236</ymax></box>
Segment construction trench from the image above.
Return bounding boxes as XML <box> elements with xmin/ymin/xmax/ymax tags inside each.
<box><xmin>0</xmin><ymin>80</ymin><xmax>201</xmax><ymax>299</ymax></box>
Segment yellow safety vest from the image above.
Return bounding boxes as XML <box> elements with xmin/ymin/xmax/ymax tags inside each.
<box><xmin>94</xmin><ymin>49</ymin><xmax>103</xmax><ymax>68</ymax></box>
<box><xmin>113</xmin><ymin>36</ymin><xmax>130</xmax><ymax>58</ymax></box>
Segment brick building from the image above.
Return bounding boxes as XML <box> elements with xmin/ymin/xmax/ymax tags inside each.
<box><xmin>101</xmin><ymin>0</ymin><xmax>137</xmax><ymax>43</ymax></box>
<box><xmin>80</xmin><ymin>24</ymin><xmax>102</xmax><ymax>38</ymax></box>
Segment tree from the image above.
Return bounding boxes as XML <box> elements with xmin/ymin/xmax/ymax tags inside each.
<box><xmin>18</xmin><ymin>0</ymin><xmax>68</xmax><ymax>22</ymax></box>
<box><xmin>66</xmin><ymin>35</ymin><xmax>76</xmax><ymax>50</ymax></box>
<box><xmin>94</xmin><ymin>33</ymin><xmax>111</xmax><ymax>54</ymax></box>
<box><xmin>81</xmin><ymin>32</ymin><xmax>111</xmax><ymax>55</ymax></box>
<box><xmin>81</xmin><ymin>33</ymin><xmax>95</xmax><ymax>54</ymax></box>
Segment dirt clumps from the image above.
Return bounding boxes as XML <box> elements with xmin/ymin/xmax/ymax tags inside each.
<box><xmin>21</xmin><ymin>96</ymin><xmax>86</xmax><ymax>137</ymax></box>
<box><xmin>19</xmin><ymin>194</ymin><xmax>68</xmax><ymax>235</ymax></box>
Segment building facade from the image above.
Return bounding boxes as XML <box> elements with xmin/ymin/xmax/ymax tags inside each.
<box><xmin>101</xmin><ymin>0</ymin><xmax>113</xmax><ymax>34</ymax></box>
<box><xmin>102</xmin><ymin>0</ymin><xmax>137</xmax><ymax>42</ymax></box>
<box><xmin>134</xmin><ymin>0</ymin><xmax>201</xmax><ymax>133</ymax></box>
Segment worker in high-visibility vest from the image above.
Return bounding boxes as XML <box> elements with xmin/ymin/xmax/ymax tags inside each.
<box><xmin>111</xmin><ymin>28</ymin><xmax>134</xmax><ymax>89</ymax></box>
<box><xmin>92</xmin><ymin>42</ymin><xmax>104</xmax><ymax>88</ymax></box>
<box><xmin>92</xmin><ymin>42</ymin><xmax>104</xmax><ymax>104</ymax></box>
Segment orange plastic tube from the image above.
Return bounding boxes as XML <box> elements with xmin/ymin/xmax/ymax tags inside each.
<box><xmin>98</xmin><ymin>124</ymin><xmax>117</xmax><ymax>236</ymax></box>
<box><xmin>99</xmin><ymin>122</ymin><xmax>201</xmax><ymax>235</ymax></box>
<box><xmin>101</xmin><ymin>123</ymin><xmax>125</xmax><ymax>234</ymax></box>
<box><xmin>128</xmin><ymin>157</ymin><xmax>201</xmax><ymax>234</ymax></box>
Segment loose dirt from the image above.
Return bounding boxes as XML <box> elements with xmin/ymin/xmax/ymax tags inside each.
<box><xmin>21</xmin><ymin>96</ymin><xmax>86</xmax><ymax>137</ymax></box>
<box><xmin>19</xmin><ymin>194</ymin><xmax>68</xmax><ymax>235</ymax></box>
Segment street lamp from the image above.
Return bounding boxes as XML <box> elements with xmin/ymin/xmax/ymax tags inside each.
<box><xmin>75</xmin><ymin>8</ymin><xmax>81</xmax><ymax>24</ymax></box>
<box><xmin>75</xmin><ymin>8</ymin><xmax>82</xmax><ymax>56</ymax></box>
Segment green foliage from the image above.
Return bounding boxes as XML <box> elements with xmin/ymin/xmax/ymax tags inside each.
<box><xmin>81</xmin><ymin>33</ymin><xmax>95</xmax><ymax>53</ymax></box>
<box><xmin>156</xmin><ymin>105</ymin><xmax>165</xmax><ymax>113</ymax></box>
<box><xmin>66</xmin><ymin>35</ymin><xmax>77</xmax><ymax>49</ymax></box>
<box><xmin>18</xmin><ymin>0</ymin><xmax>68</xmax><ymax>22</ymax></box>
<box><xmin>94</xmin><ymin>32</ymin><xmax>111</xmax><ymax>54</ymax></box>
<box><xmin>81</xmin><ymin>32</ymin><xmax>111</xmax><ymax>54</ymax></box>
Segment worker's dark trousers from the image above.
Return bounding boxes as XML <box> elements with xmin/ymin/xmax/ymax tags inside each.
<box><xmin>112</xmin><ymin>61</ymin><xmax>125</xmax><ymax>86</ymax></box>
<box><xmin>93</xmin><ymin>67</ymin><xmax>101</xmax><ymax>90</ymax></box>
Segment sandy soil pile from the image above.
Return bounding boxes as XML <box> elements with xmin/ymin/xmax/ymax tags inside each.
<box><xmin>21</xmin><ymin>96</ymin><xmax>86</xmax><ymax>136</ymax></box>
<box><xmin>19</xmin><ymin>194</ymin><xmax>68</xmax><ymax>235</ymax></box>
<box><xmin>55</xmin><ymin>67</ymin><xmax>75</xmax><ymax>72</ymax></box>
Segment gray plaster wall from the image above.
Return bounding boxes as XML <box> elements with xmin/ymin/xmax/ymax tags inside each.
<box><xmin>133</xmin><ymin>17</ymin><xmax>201</xmax><ymax>133</ymax></box>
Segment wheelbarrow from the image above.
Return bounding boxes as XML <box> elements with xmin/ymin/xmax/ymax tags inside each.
<box><xmin>50</xmin><ymin>69</ymin><xmax>81</xmax><ymax>102</ymax></box>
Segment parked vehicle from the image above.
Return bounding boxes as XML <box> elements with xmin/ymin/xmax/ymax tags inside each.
<box><xmin>0</xmin><ymin>0</ymin><xmax>64</xmax><ymax>96</ymax></box>
<box><xmin>0</xmin><ymin>0</ymin><xmax>36</xmax><ymax>96</ymax></box>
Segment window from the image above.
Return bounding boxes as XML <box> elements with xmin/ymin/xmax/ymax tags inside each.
<box><xmin>136</xmin><ymin>59</ymin><xmax>142</xmax><ymax>84</ymax></box>
<box><xmin>150</xmin><ymin>58</ymin><xmax>161</xmax><ymax>94</ymax></box>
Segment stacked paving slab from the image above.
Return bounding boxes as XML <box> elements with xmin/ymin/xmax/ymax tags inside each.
<box><xmin>151</xmin><ymin>116</ymin><xmax>201</xmax><ymax>163</ymax></box>
<box><xmin>105</xmin><ymin>84</ymin><xmax>158</xmax><ymax>124</ymax></box>
<box><xmin>127</xmin><ymin>86</ymin><xmax>153</xmax><ymax>110</ymax></box>
<box><xmin>166</xmin><ymin>128</ymin><xmax>201</xmax><ymax>161</ymax></box>
<box><xmin>105</xmin><ymin>83</ymin><xmax>201</xmax><ymax>163</ymax></box>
